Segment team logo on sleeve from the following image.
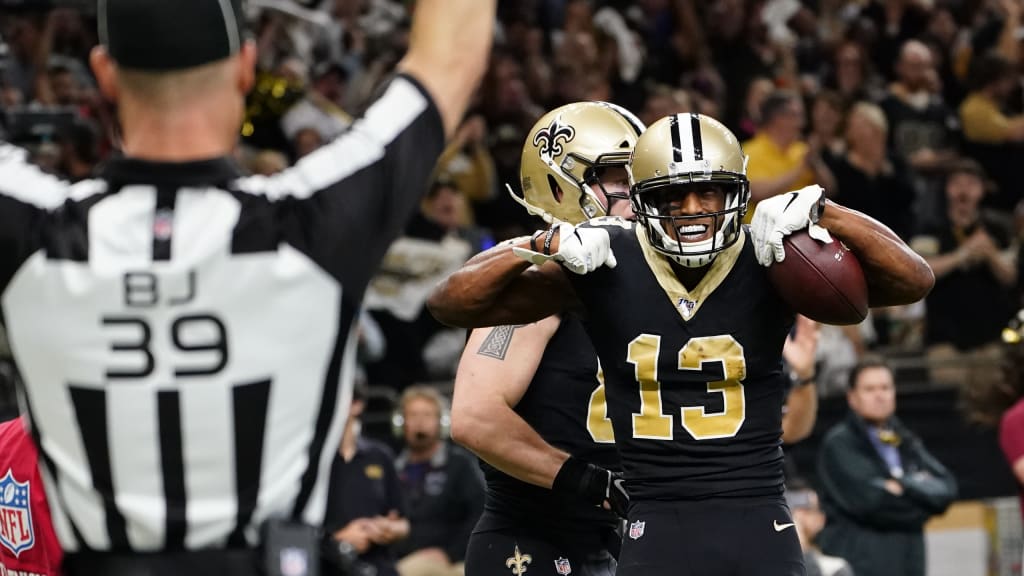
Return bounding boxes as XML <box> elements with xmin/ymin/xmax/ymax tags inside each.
<box><xmin>628</xmin><ymin>520</ymin><xmax>645</xmax><ymax>540</ymax></box>
<box><xmin>554</xmin><ymin>557</ymin><xmax>572</xmax><ymax>575</ymax></box>
<box><xmin>0</xmin><ymin>470</ymin><xmax>34</xmax><ymax>557</ymax></box>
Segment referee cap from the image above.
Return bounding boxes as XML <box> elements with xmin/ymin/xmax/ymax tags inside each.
<box><xmin>99</xmin><ymin>0</ymin><xmax>247</xmax><ymax>71</ymax></box>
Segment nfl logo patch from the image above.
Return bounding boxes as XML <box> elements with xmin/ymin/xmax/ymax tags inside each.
<box><xmin>0</xmin><ymin>470</ymin><xmax>34</xmax><ymax>557</ymax></box>
<box><xmin>153</xmin><ymin>209</ymin><xmax>174</xmax><ymax>241</ymax></box>
<box><xmin>554</xmin><ymin>557</ymin><xmax>572</xmax><ymax>575</ymax></box>
<box><xmin>628</xmin><ymin>520</ymin><xmax>645</xmax><ymax>540</ymax></box>
<box><xmin>677</xmin><ymin>298</ymin><xmax>696</xmax><ymax>319</ymax></box>
<box><xmin>279</xmin><ymin>547</ymin><xmax>309</xmax><ymax>576</ymax></box>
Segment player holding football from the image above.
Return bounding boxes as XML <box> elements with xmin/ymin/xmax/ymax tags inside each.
<box><xmin>451</xmin><ymin>101</ymin><xmax>642</xmax><ymax>576</ymax></box>
<box><xmin>428</xmin><ymin>113</ymin><xmax>933</xmax><ymax>575</ymax></box>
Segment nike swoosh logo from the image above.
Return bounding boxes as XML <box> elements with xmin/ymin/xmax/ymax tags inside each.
<box><xmin>782</xmin><ymin>192</ymin><xmax>800</xmax><ymax>212</ymax></box>
<box><xmin>773</xmin><ymin>521</ymin><xmax>795</xmax><ymax>532</ymax></box>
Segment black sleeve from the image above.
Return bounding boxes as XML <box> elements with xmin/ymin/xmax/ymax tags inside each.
<box><xmin>256</xmin><ymin>74</ymin><xmax>445</xmax><ymax>305</ymax></box>
<box><xmin>0</xmin><ymin>144</ymin><xmax>56</xmax><ymax>298</ymax></box>
<box><xmin>381</xmin><ymin>447</ymin><xmax>407</xmax><ymax>517</ymax></box>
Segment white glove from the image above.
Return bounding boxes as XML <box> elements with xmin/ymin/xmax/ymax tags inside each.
<box><xmin>750</xmin><ymin>185</ymin><xmax>833</xmax><ymax>267</ymax></box>
<box><xmin>512</xmin><ymin>222</ymin><xmax>617</xmax><ymax>275</ymax></box>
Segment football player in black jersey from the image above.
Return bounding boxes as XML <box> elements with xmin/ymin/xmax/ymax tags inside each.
<box><xmin>450</xmin><ymin>101</ymin><xmax>642</xmax><ymax>576</ymax></box>
<box><xmin>429</xmin><ymin>113</ymin><xmax>934</xmax><ymax>576</ymax></box>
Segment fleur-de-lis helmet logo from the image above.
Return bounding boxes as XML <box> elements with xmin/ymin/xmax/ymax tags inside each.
<box><xmin>532</xmin><ymin>116</ymin><xmax>576</xmax><ymax>160</ymax></box>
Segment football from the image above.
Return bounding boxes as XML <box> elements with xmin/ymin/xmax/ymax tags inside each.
<box><xmin>766</xmin><ymin>229</ymin><xmax>869</xmax><ymax>325</ymax></box>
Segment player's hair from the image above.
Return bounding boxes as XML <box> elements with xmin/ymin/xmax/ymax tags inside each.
<box><xmin>847</xmin><ymin>355</ymin><xmax>893</xmax><ymax>390</ymax></box>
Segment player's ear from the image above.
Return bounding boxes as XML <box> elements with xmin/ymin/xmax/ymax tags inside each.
<box><xmin>236</xmin><ymin>40</ymin><xmax>257</xmax><ymax>94</ymax></box>
<box><xmin>89</xmin><ymin>46</ymin><xmax>119</xmax><ymax>103</ymax></box>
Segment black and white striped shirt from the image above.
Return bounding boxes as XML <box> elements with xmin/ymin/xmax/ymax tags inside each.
<box><xmin>0</xmin><ymin>74</ymin><xmax>442</xmax><ymax>553</ymax></box>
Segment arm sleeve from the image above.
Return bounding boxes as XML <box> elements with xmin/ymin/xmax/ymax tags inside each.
<box><xmin>900</xmin><ymin>439</ymin><xmax>958</xmax><ymax>515</ymax></box>
<box><xmin>236</xmin><ymin>74</ymin><xmax>445</xmax><ymax>305</ymax></box>
<box><xmin>382</xmin><ymin>450</ymin><xmax>407</xmax><ymax>517</ymax></box>
<box><xmin>0</xmin><ymin>143</ymin><xmax>67</xmax><ymax>297</ymax></box>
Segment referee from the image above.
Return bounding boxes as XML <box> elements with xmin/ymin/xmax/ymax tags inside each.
<box><xmin>0</xmin><ymin>0</ymin><xmax>494</xmax><ymax>573</ymax></box>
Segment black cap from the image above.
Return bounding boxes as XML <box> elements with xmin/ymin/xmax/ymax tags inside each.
<box><xmin>99</xmin><ymin>0</ymin><xmax>247</xmax><ymax>71</ymax></box>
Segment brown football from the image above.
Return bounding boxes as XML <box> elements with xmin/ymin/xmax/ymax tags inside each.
<box><xmin>766</xmin><ymin>230</ymin><xmax>868</xmax><ymax>325</ymax></box>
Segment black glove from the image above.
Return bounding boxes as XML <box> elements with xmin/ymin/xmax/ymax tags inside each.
<box><xmin>553</xmin><ymin>456</ymin><xmax>630</xmax><ymax>518</ymax></box>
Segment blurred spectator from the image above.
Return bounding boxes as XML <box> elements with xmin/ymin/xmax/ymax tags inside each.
<box><xmin>743</xmin><ymin>90</ymin><xmax>837</xmax><ymax>222</ymax></box>
<box><xmin>249</xmin><ymin>149</ymin><xmax>290</xmax><ymax>176</ymax></box>
<box><xmin>735</xmin><ymin>76</ymin><xmax>775</xmax><ymax>141</ymax></box>
<box><xmin>830</xmin><ymin>101</ymin><xmax>915</xmax><ymax>240</ymax></box>
<box><xmin>817</xmin><ymin>357</ymin><xmax>957</xmax><ymax>576</ymax></box>
<box><xmin>436</xmin><ymin>115</ymin><xmax>497</xmax><ymax>205</ymax></box>
<box><xmin>393</xmin><ymin>387</ymin><xmax>484</xmax><ymax>576</ymax></box>
<box><xmin>782</xmin><ymin>315</ymin><xmax>821</xmax><ymax>446</ymax></box>
<box><xmin>879</xmin><ymin>39</ymin><xmax>960</xmax><ymax>225</ymax></box>
<box><xmin>54</xmin><ymin>117</ymin><xmax>100</xmax><ymax>182</ymax></box>
<box><xmin>785</xmin><ymin>481</ymin><xmax>854</xmax><ymax>576</ymax></box>
<box><xmin>292</xmin><ymin>125</ymin><xmax>325</xmax><ymax>158</ymax></box>
<box><xmin>326</xmin><ymin>379</ymin><xmax>408</xmax><ymax>576</ymax></box>
<box><xmin>824</xmin><ymin>40</ymin><xmax>884</xmax><ymax>105</ymax></box>
<box><xmin>281</xmin><ymin>61</ymin><xmax>352</xmax><ymax>142</ymax></box>
<box><xmin>808</xmin><ymin>90</ymin><xmax>847</xmax><ymax>165</ymax></box>
<box><xmin>959</xmin><ymin>52</ymin><xmax>1024</xmax><ymax>211</ymax></box>
<box><xmin>641</xmin><ymin>83</ymin><xmax>694</xmax><ymax>128</ymax></box>
<box><xmin>910</xmin><ymin>159</ymin><xmax>1017</xmax><ymax>386</ymax></box>
<box><xmin>363</xmin><ymin>176</ymin><xmax>476</xmax><ymax>390</ymax></box>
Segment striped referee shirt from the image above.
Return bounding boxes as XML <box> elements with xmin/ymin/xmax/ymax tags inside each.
<box><xmin>0</xmin><ymin>74</ymin><xmax>443</xmax><ymax>553</ymax></box>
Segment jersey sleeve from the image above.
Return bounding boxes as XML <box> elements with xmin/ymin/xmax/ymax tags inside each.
<box><xmin>0</xmin><ymin>144</ymin><xmax>67</xmax><ymax>298</ymax></box>
<box><xmin>235</xmin><ymin>74</ymin><xmax>445</xmax><ymax>304</ymax></box>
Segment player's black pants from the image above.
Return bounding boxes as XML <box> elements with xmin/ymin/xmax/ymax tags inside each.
<box><xmin>465</xmin><ymin>517</ymin><xmax>617</xmax><ymax>576</ymax></box>
<box><xmin>617</xmin><ymin>496</ymin><xmax>805</xmax><ymax>576</ymax></box>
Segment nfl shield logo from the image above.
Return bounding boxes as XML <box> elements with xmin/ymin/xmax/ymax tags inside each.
<box><xmin>0</xmin><ymin>470</ymin><xmax>34</xmax><ymax>557</ymax></box>
<box><xmin>628</xmin><ymin>520</ymin><xmax>645</xmax><ymax>540</ymax></box>
<box><xmin>678</xmin><ymin>298</ymin><xmax>696</xmax><ymax>319</ymax></box>
<box><xmin>554</xmin><ymin>557</ymin><xmax>572</xmax><ymax>575</ymax></box>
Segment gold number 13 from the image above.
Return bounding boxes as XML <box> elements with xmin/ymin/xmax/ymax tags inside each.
<box><xmin>628</xmin><ymin>333</ymin><xmax>746</xmax><ymax>441</ymax></box>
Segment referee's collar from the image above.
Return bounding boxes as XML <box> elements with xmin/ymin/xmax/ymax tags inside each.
<box><xmin>101</xmin><ymin>156</ymin><xmax>243</xmax><ymax>188</ymax></box>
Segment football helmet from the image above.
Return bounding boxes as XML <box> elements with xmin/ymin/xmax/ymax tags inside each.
<box><xmin>513</xmin><ymin>101</ymin><xmax>645</xmax><ymax>225</ymax></box>
<box><xmin>629</xmin><ymin>113</ymin><xmax>750</xmax><ymax>268</ymax></box>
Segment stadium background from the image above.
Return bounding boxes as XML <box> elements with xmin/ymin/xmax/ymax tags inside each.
<box><xmin>0</xmin><ymin>0</ymin><xmax>1022</xmax><ymax>574</ymax></box>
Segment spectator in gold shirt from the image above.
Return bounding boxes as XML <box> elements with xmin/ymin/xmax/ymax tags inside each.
<box><xmin>743</xmin><ymin>91</ymin><xmax>836</xmax><ymax>223</ymax></box>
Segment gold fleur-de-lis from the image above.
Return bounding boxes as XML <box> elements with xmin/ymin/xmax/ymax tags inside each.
<box><xmin>506</xmin><ymin>545</ymin><xmax>533</xmax><ymax>575</ymax></box>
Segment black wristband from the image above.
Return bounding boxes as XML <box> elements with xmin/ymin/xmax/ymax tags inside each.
<box><xmin>530</xmin><ymin>230</ymin><xmax>544</xmax><ymax>253</ymax></box>
<box><xmin>543</xmin><ymin>225</ymin><xmax>557</xmax><ymax>255</ymax></box>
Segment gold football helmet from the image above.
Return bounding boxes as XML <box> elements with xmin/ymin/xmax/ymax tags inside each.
<box><xmin>512</xmin><ymin>102</ymin><xmax>645</xmax><ymax>225</ymax></box>
<box><xmin>629</xmin><ymin>113</ymin><xmax>750</xmax><ymax>268</ymax></box>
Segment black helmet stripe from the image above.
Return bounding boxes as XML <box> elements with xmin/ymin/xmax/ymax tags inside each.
<box><xmin>690</xmin><ymin>113</ymin><xmax>704</xmax><ymax>162</ymax></box>
<box><xmin>670</xmin><ymin>114</ymin><xmax>684</xmax><ymax>163</ymax></box>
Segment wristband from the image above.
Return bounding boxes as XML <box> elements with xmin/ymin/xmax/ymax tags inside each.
<box><xmin>530</xmin><ymin>230</ymin><xmax>544</xmax><ymax>253</ymax></box>
<box><xmin>543</xmin><ymin>225</ymin><xmax>557</xmax><ymax>256</ymax></box>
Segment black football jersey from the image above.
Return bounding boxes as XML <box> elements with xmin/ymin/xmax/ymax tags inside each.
<box><xmin>566</xmin><ymin>218</ymin><xmax>794</xmax><ymax>500</ymax></box>
<box><xmin>478</xmin><ymin>315</ymin><xmax>620</xmax><ymax>534</ymax></box>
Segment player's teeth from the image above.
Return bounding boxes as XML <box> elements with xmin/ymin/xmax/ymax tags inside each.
<box><xmin>677</xmin><ymin>225</ymin><xmax>707</xmax><ymax>234</ymax></box>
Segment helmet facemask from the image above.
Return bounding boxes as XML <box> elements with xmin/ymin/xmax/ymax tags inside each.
<box><xmin>630</xmin><ymin>173</ymin><xmax>750</xmax><ymax>268</ymax></box>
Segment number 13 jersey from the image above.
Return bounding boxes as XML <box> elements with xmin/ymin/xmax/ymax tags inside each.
<box><xmin>566</xmin><ymin>219</ymin><xmax>794</xmax><ymax>501</ymax></box>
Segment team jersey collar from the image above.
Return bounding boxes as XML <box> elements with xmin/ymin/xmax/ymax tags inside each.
<box><xmin>635</xmin><ymin>225</ymin><xmax>745</xmax><ymax>322</ymax></box>
<box><xmin>100</xmin><ymin>156</ymin><xmax>243</xmax><ymax>188</ymax></box>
